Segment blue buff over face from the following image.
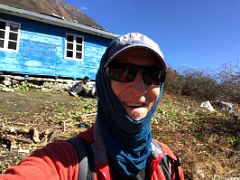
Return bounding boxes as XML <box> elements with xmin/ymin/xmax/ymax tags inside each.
<box><xmin>95</xmin><ymin>50</ymin><xmax>165</xmax><ymax>176</ymax></box>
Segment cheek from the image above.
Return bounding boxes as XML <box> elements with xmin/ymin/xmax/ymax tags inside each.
<box><xmin>111</xmin><ymin>80</ymin><xmax>161</xmax><ymax>102</ymax></box>
<box><xmin>148</xmin><ymin>86</ymin><xmax>160</xmax><ymax>101</ymax></box>
<box><xmin>111</xmin><ymin>80</ymin><xmax>126</xmax><ymax>97</ymax></box>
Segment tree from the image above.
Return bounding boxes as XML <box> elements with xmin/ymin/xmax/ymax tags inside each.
<box><xmin>216</xmin><ymin>59</ymin><xmax>240</xmax><ymax>103</ymax></box>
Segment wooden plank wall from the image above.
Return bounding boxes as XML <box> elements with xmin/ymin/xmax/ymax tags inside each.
<box><xmin>0</xmin><ymin>13</ymin><xmax>111</xmax><ymax>80</ymax></box>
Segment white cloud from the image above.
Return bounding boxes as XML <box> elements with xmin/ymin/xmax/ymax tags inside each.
<box><xmin>80</xmin><ymin>6</ymin><xmax>88</xmax><ymax>11</ymax></box>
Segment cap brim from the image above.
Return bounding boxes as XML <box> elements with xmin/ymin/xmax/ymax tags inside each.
<box><xmin>104</xmin><ymin>45</ymin><xmax>167</xmax><ymax>70</ymax></box>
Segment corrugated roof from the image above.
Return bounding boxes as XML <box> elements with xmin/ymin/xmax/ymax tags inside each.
<box><xmin>0</xmin><ymin>4</ymin><xmax>119</xmax><ymax>39</ymax></box>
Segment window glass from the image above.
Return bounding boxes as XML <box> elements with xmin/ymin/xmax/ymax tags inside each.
<box><xmin>9</xmin><ymin>33</ymin><xmax>18</xmax><ymax>41</ymax></box>
<box><xmin>0</xmin><ymin>30</ymin><xmax>5</xmax><ymax>38</ymax></box>
<box><xmin>0</xmin><ymin>21</ymin><xmax>6</xmax><ymax>30</ymax></box>
<box><xmin>65</xmin><ymin>34</ymin><xmax>83</xmax><ymax>60</ymax></box>
<box><xmin>10</xmin><ymin>23</ymin><xmax>19</xmax><ymax>32</ymax></box>
<box><xmin>0</xmin><ymin>20</ymin><xmax>20</xmax><ymax>50</ymax></box>
<box><xmin>67</xmin><ymin>35</ymin><xmax>74</xmax><ymax>42</ymax></box>
<box><xmin>76</xmin><ymin>44</ymin><xmax>82</xmax><ymax>51</ymax></box>
<box><xmin>76</xmin><ymin>37</ymin><xmax>82</xmax><ymax>44</ymax></box>
<box><xmin>67</xmin><ymin>50</ymin><xmax>73</xmax><ymax>58</ymax></box>
<box><xmin>8</xmin><ymin>41</ymin><xmax>17</xmax><ymax>50</ymax></box>
<box><xmin>0</xmin><ymin>40</ymin><xmax>4</xmax><ymax>48</ymax></box>
<box><xmin>76</xmin><ymin>52</ymin><xmax>82</xmax><ymax>59</ymax></box>
<box><xmin>67</xmin><ymin>43</ymin><xmax>73</xmax><ymax>50</ymax></box>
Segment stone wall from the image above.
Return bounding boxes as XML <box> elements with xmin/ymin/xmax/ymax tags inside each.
<box><xmin>0</xmin><ymin>75</ymin><xmax>78</xmax><ymax>93</ymax></box>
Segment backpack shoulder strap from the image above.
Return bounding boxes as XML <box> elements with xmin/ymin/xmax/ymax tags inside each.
<box><xmin>158</xmin><ymin>142</ymin><xmax>182</xmax><ymax>180</ymax></box>
<box><xmin>152</xmin><ymin>140</ymin><xmax>182</xmax><ymax>180</ymax></box>
<box><xmin>68</xmin><ymin>136</ymin><xmax>94</xmax><ymax>180</ymax></box>
<box><xmin>152</xmin><ymin>140</ymin><xmax>171</xmax><ymax>180</ymax></box>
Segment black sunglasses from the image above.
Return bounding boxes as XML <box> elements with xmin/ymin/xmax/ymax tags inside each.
<box><xmin>106</xmin><ymin>62</ymin><xmax>166</xmax><ymax>85</ymax></box>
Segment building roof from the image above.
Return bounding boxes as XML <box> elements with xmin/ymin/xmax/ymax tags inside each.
<box><xmin>0</xmin><ymin>4</ymin><xmax>119</xmax><ymax>39</ymax></box>
<box><xmin>0</xmin><ymin>0</ymin><xmax>105</xmax><ymax>30</ymax></box>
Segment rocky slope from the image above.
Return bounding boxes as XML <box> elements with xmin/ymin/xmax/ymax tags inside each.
<box><xmin>0</xmin><ymin>0</ymin><xmax>104</xmax><ymax>30</ymax></box>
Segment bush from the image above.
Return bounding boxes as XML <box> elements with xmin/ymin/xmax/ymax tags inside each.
<box><xmin>179</xmin><ymin>69</ymin><xmax>219</xmax><ymax>100</ymax></box>
<box><xmin>164</xmin><ymin>67</ymin><xmax>183</xmax><ymax>95</ymax></box>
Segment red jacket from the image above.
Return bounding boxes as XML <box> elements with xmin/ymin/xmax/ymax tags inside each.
<box><xmin>0</xmin><ymin>125</ymin><xmax>184</xmax><ymax>180</ymax></box>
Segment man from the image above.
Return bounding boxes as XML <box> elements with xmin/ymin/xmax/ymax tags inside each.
<box><xmin>68</xmin><ymin>76</ymin><xmax>92</xmax><ymax>97</ymax></box>
<box><xmin>0</xmin><ymin>32</ymin><xmax>184</xmax><ymax>180</ymax></box>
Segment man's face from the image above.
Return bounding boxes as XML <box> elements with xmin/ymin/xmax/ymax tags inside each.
<box><xmin>83</xmin><ymin>78</ymin><xmax>89</xmax><ymax>84</ymax></box>
<box><xmin>110</xmin><ymin>48</ymin><xmax>161</xmax><ymax>120</ymax></box>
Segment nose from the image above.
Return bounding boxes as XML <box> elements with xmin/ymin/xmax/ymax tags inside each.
<box><xmin>131</xmin><ymin>71</ymin><xmax>146</xmax><ymax>95</ymax></box>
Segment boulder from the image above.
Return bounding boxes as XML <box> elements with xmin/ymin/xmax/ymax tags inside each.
<box><xmin>200</xmin><ymin>101</ymin><xmax>214</xmax><ymax>112</ymax></box>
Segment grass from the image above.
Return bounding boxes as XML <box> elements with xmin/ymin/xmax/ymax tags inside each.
<box><xmin>151</xmin><ymin>94</ymin><xmax>240</xmax><ymax>179</ymax></box>
<box><xmin>0</xmin><ymin>91</ymin><xmax>239</xmax><ymax>179</ymax></box>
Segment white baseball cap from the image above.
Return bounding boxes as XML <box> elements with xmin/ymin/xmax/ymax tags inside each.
<box><xmin>104</xmin><ymin>32</ymin><xmax>167</xmax><ymax>70</ymax></box>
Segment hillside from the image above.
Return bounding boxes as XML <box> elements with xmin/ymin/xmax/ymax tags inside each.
<box><xmin>0</xmin><ymin>0</ymin><xmax>104</xmax><ymax>30</ymax></box>
<box><xmin>0</xmin><ymin>91</ymin><xmax>239</xmax><ymax>179</ymax></box>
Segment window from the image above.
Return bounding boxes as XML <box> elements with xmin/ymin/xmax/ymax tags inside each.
<box><xmin>0</xmin><ymin>19</ymin><xmax>20</xmax><ymax>51</ymax></box>
<box><xmin>65</xmin><ymin>34</ymin><xmax>84</xmax><ymax>60</ymax></box>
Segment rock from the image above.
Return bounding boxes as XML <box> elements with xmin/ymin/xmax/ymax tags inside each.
<box><xmin>192</xmin><ymin>163</ymin><xmax>205</xmax><ymax>180</ymax></box>
<box><xmin>0</xmin><ymin>87</ymin><xmax>14</xmax><ymax>92</ymax></box>
<box><xmin>212</xmin><ymin>101</ymin><xmax>239</xmax><ymax>123</ymax></box>
<box><xmin>212</xmin><ymin>101</ymin><xmax>234</xmax><ymax>113</ymax></box>
<box><xmin>11</xmin><ymin>79</ymin><xmax>19</xmax><ymax>85</ymax></box>
<box><xmin>2</xmin><ymin>79</ymin><xmax>11</xmax><ymax>86</ymax></box>
<box><xmin>200</xmin><ymin>101</ymin><xmax>214</xmax><ymax>112</ymax></box>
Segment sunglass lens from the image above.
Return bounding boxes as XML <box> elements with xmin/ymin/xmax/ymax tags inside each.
<box><xmin>109</xmin><ymin>64</ymin><xmax>137</xmax><ymax>82</ymax></box>
<box><xmin>107</xmin><ymin>62</ymin><xmax>166</xmax><ymax>85</ymax></box>
<box><xmin>142</xmin><ymin>69</ymin><xmax>166</xmax><ymax>85</ymax></box>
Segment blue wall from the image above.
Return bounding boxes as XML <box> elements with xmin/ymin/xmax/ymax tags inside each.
<box><xmin>0</xmin><ymin>13</ymin><xmax>112</xmax><ymax>80</ymax></box>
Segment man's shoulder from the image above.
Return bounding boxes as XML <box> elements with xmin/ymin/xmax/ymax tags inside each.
<box><xmin>32</xmin><ymin>139</ymin><xmax>75</xmax><ymax>157</ymax></box>
<box><xmin>152</xmin><ymin>139</ymin><xmax>178</xmax><ymax>160</ymax></box>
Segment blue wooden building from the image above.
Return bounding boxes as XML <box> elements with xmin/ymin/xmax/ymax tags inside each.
<box><xmin>0</xmin><ymin>4</ymin><xmax>118</xmax><ymax>81</ymax></box>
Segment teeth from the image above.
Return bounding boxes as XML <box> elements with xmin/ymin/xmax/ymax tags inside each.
<box><xmin>125</xmin><ymin>102</ymin><xmax>144</xmax><ymax>107</ymax></box>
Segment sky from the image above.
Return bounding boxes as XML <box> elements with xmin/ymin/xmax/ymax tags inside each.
<box><xmin>64</xmin><ymin>0</ymin><xmax>240</xmax><ymax>73</ymax></box>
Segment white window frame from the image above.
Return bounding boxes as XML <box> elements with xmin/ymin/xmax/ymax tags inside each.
<box><xmin>0</xmin><ymin>19</ymin><xmax>21</xmax><ymax>52</ymax></box>
<box><xmin>65</xmin><ymin>33</ymin><xmax>84</xmax><ymax>60</ymax></box>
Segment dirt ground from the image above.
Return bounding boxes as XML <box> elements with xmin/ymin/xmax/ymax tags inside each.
<box><xmin>1</xmin><ymin>91</ymin><xmax>80</xmax><ymax>133</ymax></box>
<box><xmin>0</xmin><ymin>91</ymin><xmax>240</xmax><ymax>179</ymax></box>
<box><xmin>0</xmin><ymin>91</ymin><xmax>97</xmax><ymax>173</ymax></box>
<box><xmin>0</xmin><ymin>90</ymin><xmax>97</xmax><ymax>128</ymax></box>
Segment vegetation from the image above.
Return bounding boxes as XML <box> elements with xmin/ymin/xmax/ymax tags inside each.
<box><xmin>154</xmin><ymin>94</ymin><xmax>240</xmax><ymax>179</ymax></box>
<box><xmin>165</xmin><ymin>60</ymin><xmax>240</xmax><ymax>103</ymax></box>
<box><xmin>0</xmin><ymin>91</ymin><xmax>239</xmax><ymax>179</ymax></box>
<box><xmin>0</xmin><ymin>60</ymin><xmax>239</xmax><ymax>179</ymax></box>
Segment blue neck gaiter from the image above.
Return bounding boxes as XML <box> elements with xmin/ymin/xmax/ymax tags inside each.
<box><xmin>95</xmin><ymin>54</ymin><xmax>164</xmax><ymax>177</ymax></box>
